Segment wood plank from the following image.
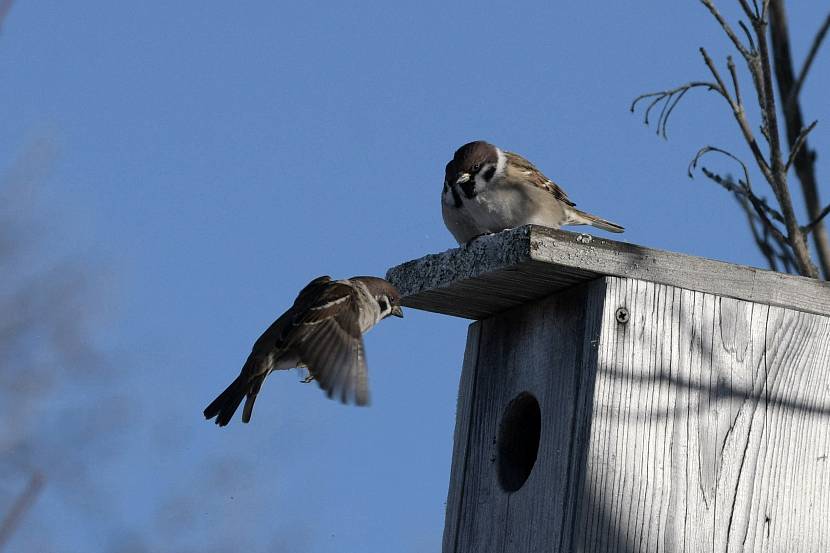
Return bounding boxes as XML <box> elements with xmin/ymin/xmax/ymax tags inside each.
<box><xmin>445</xmin><ymin>276</ymin><xmax>830</xmax><ymax>551</ymax></box>
<box><xmin>386</xmin><ymin>225</ymin><xmax>830</xmax><ymax>319</ymax></box>
<box><xmin>444</xmin><ymin>280</ymin><xmax>608</xmax><ymax>553</ymax></box>
<box><xmin>441</xmin><ymin>320</ymin><xmax>481</xmax><ymax>553</ymax></box>
<box><xmin>568</xmin><ymin>277</ymin><xmax>830</xmax><ymax>551</ymax></box>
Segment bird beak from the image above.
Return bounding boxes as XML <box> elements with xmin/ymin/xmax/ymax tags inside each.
<box><xmin>455</xmin><ymin>173</ymin><xmax>471</xmax><ymax>185</ymax></box>
<box><xmin>391</xmin><ymin>306</ymin><xmax>404</xmax><ymax>318</ymax></box>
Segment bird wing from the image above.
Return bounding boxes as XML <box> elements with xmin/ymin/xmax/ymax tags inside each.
<box><xmin>248</xmin><ymin>275</ymin><xmax>334</xmax><ymax>358</ymax></box>
<box><xmin>284</xmin><ymin>281</ymin><xmax>370</xmax><ymax>405</ymax></box>
<box><xmin>504</xmin><ymin>151</ymin><xmax>575</xmax><ymax>207</ymax></box>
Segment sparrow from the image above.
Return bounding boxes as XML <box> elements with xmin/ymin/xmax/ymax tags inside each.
<box><xmin>442</xmin><ymin>140</ymin><xmax>624</xmax><ymax>244</ymax></box>
<box><xmin>203</xmin><ymin>275</ymin><xmax>403</xmax><ymax>426</ymax></box>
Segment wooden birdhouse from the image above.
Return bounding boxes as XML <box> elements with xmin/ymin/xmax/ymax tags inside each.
<box><xmin>387</xmin><ymin>225</ymin><xmax>830</xmax><ymax>553</ymax></box>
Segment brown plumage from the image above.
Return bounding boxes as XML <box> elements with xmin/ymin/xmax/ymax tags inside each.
<box><xmin>442</xmin><ymin>140</ymin><xmax>624</xmax><ymax>243</ymax></box>
<box><xmin>203</xmin><ymin>275</ymin><xmax>402</xmax><ymax>426</ymax></box>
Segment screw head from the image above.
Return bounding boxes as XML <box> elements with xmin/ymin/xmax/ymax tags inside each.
<box><xmin>615</xmin><ymin>307</ymin><xmax>630</xmax><ymax>324</ymax></box>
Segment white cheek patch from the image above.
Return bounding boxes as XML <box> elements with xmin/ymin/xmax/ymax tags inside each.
<box><xmin>495</xmin><ymin>148</ymin><xmax>507</xmax><ymax>178</ymax></box>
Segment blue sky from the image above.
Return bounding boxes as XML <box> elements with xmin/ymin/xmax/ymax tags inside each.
<box><xmin>1</xmin><ymin>1</ymin><xmax>827</xmax><ymax>551</ymax></box>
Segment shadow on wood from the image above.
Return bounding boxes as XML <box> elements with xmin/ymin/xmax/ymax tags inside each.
<box><xmin>387</xmin><ymin>227</ymin><xmax>830</xmax><ymax>553</ymax></box>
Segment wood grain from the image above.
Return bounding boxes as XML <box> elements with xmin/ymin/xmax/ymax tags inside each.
<box><xmin>445</xmin><ymin>276</ymin><xmax>830</xmax><ymax>552</ymax></box>
<box><xmin>386</xmin><ymin>225</ymin><xmax>830</xmax><ymax>319</ymax></box>
<box><xmin>443</xmin><ymin>280</ymin><xmax>607</xmax><ymax>552</ymax></box>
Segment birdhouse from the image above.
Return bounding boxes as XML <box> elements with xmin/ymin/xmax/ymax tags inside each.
<box><xmin>386</xmin><ymin>225</ymin><xmax>830</xmax><ymax>553</ymax></box>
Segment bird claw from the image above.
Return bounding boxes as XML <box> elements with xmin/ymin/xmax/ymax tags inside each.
<box><xmin>300</xmin><ymin>374</ymin><xmax>315</xmax><ymax>384</ymax></box>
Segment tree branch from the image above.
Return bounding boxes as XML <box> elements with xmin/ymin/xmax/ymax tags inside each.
<box><xmin>769</xmin><ymin>0</ymin><xmax>830</xmax><ymax>278</ymax></box>
<box><xmin>751</xmin><ymin>4</ymin><xmax>818</xmax><ymax>277</ymax></box>
<box><xmin>634</xmin><ymin>0</ymin><xmax>824</xmax><ymax>279</ymax></box>
<box><xmin>803</xmin><ymin>204</ymin><xmax>830</xmax><ymax>235</ymax></box>
<box><xmin>699</xmin><ymin>47</ymin><xmax>772</xmax><ymax>180</ymax></box>
<box><xmin>785</xmin><ymin>120</ymin><xmax>817</xmax><ymax>171</ymax></box>
<box><xmin>630</xmin><ymin>82</ymin><xmax>720</xmax><ymax>139</ymax></box>
<box><xmin>787</xmin><ymin>11</ymin><xmax>830</xmax><ymax>108</ymax></box>
<box><xmin>699</xmin><ymin>167</ymin><xmax>795</xmax><ymax>272</ymax></box>
<box><xmin>0</xmin><ymin>472</ymin><xmax>45</xmax><ymax>551</ymax></box>
<box><xmin>689</xmin><ymin>146</ymin><xmax>787</xmax><ymax>240</ymax></box>
<box><xmin>699</xmin><ymin>0</ymin><xmax>753</xmax><ymax>59</ymax></box>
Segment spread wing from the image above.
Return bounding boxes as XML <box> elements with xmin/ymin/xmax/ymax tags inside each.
<box><xmin>249</xmin><ymin>275</ymin><xmax>334</xmax><ymax>355</ymax></box>
<box><xmin>283</xmin><ymin>280</ymin><xmax>370</xmax><ymax>405</ymax></box>
<box><xmin>504</xmin><ymin>151</ymin><xmax>575</xmax><ymax>207</ymax></box>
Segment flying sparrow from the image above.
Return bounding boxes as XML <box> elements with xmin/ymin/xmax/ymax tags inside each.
<box><xmin>442</xmin><ymin>140</ymin><xmax>624</xmax><ymax>244</ymax></box>
<box><xmin>204</xmin><ymin>275</ymin><xmax>403</xmax><ymax>426</ymax></box>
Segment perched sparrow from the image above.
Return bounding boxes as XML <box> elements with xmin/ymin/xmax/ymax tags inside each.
<box><xmin>204</xmin><ymin>275</ymin><xmax>403</xmax><ymax>426</ymax></box>
<box><xmin>442</xmin><ymin>140</ymin><xmax>624</xmax><ymax>244</ymax></box>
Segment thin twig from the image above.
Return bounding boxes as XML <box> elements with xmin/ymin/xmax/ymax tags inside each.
<box><xmin>699</xmin><ymin>47</ymin><xmax>732</xmax><ymax>105</ymax></box>
<box><xmin>699</xmin><ymin>0</ymin><xmax>753</xmax><ymax>59</ymax></box>
<box><xmin>785</xmin><ymin>120</ymin><xmax>818</xmax><ymax>171</ymax></box>
<box><xmin>689</xmin><ymin>146</ymin><xmax>788</xmax><ymax>243</ymax></box>
<box><xmin>630</xmin><ymin>82</ymin><xmax>719</xmax><ymax>139</ymax></box>
<box><xmin>698</xmin><ymin>46</ymin><xmax>772</xmax><ymax>179</ymax></box>
<box><xmin>803</xmin><ymin>204</ymin><xmax>830</xmax><ymax>235</ymax></box>
<box><xmin>727</xmin><ymin>56</ymin><xmax>742</xmax><ymax>106</ymax></box>
<box><xmin>0</xmin><ymin>472</ymin><xmax>45</xmax><ymax>551</ymax></box>
<box><xmin>787</xmin><ymin>11</ymin><xmax>830</xmax><ymax>109</ymax></box>
<box><xmin>700</xmin><ymin>167</ymin><xmax>795</xmax><ymax>272</ymax></box>
<box><xmin>737</xmin><ymin>0</ymin><xmax>757</xmax><ymax>20</ymax></box>
<box><xmin>738</xmin><ymin>21</ymin><xmax>757</xmax><ymax>53</ymax></box>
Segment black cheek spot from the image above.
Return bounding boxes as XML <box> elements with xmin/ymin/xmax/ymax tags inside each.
<box><xmin>482</xmin><ymin>166</ymin><xmax>496</xmax><ymax>181</ymax></box>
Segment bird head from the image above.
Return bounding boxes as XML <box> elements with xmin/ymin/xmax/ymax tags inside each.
<box><xmin>444</xmin><ymin>140</ymin><xmax>500</xmax><ymax>197</ymax></box>
<box><xmin>355</xmin><ymin>276</ymin><xmax>403</xmax><ymax>319</ymax></box>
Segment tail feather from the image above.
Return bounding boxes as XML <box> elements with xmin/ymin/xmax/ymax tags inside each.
<box><xmin>241</xmin><ymin>375</ymin><xmax>267</xmax><ymax>423</ymax></box>
<box><xmin>204</xmin><ymin>374</ymin><xmax>249</xmax><ymax>427</ymax></box>
<box><xmin>570</xmin><ymin>208</ymin><xmax>625</xmax><ymax>233</ymax></box>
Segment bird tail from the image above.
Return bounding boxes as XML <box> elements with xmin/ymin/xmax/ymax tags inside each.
<box><xmin>570</xmin><ymin>208</ymin><xmax>625</xmax><ymax>233</ymax></box>
<box><xmin>204</xmin><ymin>373</ymin><xmax>250</xmax><ymax>427</ymax></box>
<box><xmin>242</xmin><ymin>375</ymin><xmax>266</xmax><ymax>423</ymax></box>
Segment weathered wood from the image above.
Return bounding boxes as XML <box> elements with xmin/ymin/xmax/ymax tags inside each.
<box><xmin>442</xmin><ymin>320</ymin><xmax>481</xmax><ymax>553</ymax></box>
<box><xmin>386</xmin><ymin>225</ymin><xmax>830</xmax><ymax>319</ymax></box>
<box><xmin>443</xmin><ymin>279</ymin><xmax>608</xmax><ymax>552</ymax></box>
<box><xmin>444</xmin><ymin>276</ymin><xmax>830</xmax><ymax>553</ymax></box>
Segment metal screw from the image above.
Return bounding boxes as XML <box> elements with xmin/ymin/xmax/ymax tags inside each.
<box><xmin>615</xmin><ymin>307</ymin><xmax>630</xmax><ymax>324</ymax></box>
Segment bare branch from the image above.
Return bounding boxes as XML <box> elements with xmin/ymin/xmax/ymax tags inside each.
<box><xmin>0</xmin><ymin>472</ymin><xmax>45</xmax><ymax>551</ymax></box>
<box><xmin>803</xmin><ymin>204</ymin><xmax>830</xmax><ymax>235</ymax></box>
<box><xmin>689</xmin><ymin>146</ymin><xmax>788</xmax><ymax>243</ymax></box>
<box><xmin>699</xmin><ymin>0</ymin><xmax>753</xmax><ymax>59</ymax></box>
<box><xmin>787</xmin><ymin>11</ymin><xmax>830</xmax><ymax>109</ymax></box>
<box><xmin>737</xmin><ymin>0</ymin><xmax>757</xmax><ymax>20</ymax></box>
<box><xmin>699</xmin><ymin>47</ymin><xmax>733</xmax><ymax>106</ymax></box>
<box><xmin>699</xmin><ymin>167</ymin><xmax>795</xmax><ymax>272</ymax></box>
<box><xmin>769</xmin><ymin>0</ymin><xmax>829</xmax><ymax>278</ymax></box>
<box><xmin>630</xmin><ymin>82</ymin><xmax>720</xmax><ymax>139</ymax></box>
<box><xmin>697</xmin><ymin>47</ymin><xmax>774</xmax><ymax>180</ymax></box>
<box><xmin>785</xmin><ymin>120</ymin><xmax>818</xmax><ymax>172</ymax></box>
<box><xmin>756</xmin><ymin>2</ymin><xmax>820</xmax><ymax>278</ymax></box>
<box><xmin>738</xmin><ymin>21</ymin><xmax>757</xmax><ymax>53</ymax></box>
<box><xmin>727</xmin><ymin>56</ymin><xmax>742</xmax><ymax>106</ymax></box>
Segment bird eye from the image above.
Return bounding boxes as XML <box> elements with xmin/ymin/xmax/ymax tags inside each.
<box><xmin>472</xmin><ymin>163</ymin><xmax>481</xmax><ymax>172</ymax></box>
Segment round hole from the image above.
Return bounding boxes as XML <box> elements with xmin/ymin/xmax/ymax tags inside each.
<box><xmin>496</xmin><ymin>392</ymin><xmax>541</xmax><ymax>492</ymax></box>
